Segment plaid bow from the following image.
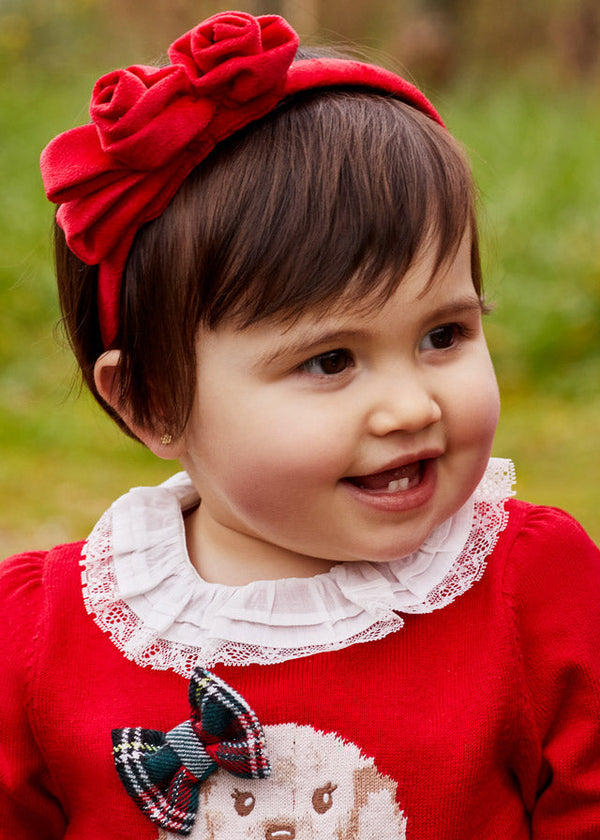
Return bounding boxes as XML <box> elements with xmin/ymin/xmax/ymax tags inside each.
<box><xmin>112</xmin><ymin>667</ymin><xmax>270</xmax><ymax>835</ymax></box>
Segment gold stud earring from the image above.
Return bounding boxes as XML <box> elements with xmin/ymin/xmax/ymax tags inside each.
<box><xmin>160</xmin><ymin>433</ymin><xmax>173</xmax><ymax>446</ymax></box>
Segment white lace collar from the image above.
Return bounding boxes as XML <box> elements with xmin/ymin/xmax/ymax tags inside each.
<box><xmin>81</xmin><ymin>458</ymin><xmax>515</xmax><ymax>674</ymax></box>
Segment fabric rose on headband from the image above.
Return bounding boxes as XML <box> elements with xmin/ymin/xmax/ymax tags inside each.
<box><xmin>41</xmin><ymin>12</ymin><xmax>299</xmax><ymax>347</ymax></box>
<box><xmin>92</xmin><ymin>14</ymin><xmax>297</xmax><ymax>170</ymax></box>
<box><xmin>41</xmin><ymin>10</ymin><xmax>443</xmax><ymax>348</ymax></box>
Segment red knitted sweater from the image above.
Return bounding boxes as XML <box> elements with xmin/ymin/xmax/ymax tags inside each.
<box><xmin>1</xmin><ymin>499</ymin><xmax>599</xmax><ymax>839</ymax></box>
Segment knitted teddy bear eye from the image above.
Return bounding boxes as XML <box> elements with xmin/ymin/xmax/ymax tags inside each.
<box><xmin>312</xmin><ymin>781</ymin><xmax>338</xmax><ymax>814</ymax></box>
<box><xmin>231</xmin><ymin>788</ymin><xmax>256</xmax><ymax>816</ymax></box>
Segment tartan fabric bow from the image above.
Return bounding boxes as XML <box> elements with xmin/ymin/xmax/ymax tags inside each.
<box><xmin>112</xmin><ymin>667</ymin><xmax>270</xmax><ymax>835</ymax></box>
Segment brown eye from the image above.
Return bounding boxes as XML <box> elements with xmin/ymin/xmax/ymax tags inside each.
<box><xmin>301</xmin><ymin>350</ymin><xmax>353</xmax><ymax>376</ymax></box>
<box><xmin>318</xmin><ymin>351</ymin><xmax>350</xmax><ymax>375</ymax></box>
<box><xmin>232</xmin><ymin>788</ymin><xmax>255</xmax><ymax>816</ymax></box>
<box><xmin>422</xmin><ymin>324</ymin><xmax>463</xmax><ymax>350</ymax></box>
<box><xmin>312</xmin><ymin>781</ymin><xmax>337</xmax><ymax>814</ymax></box>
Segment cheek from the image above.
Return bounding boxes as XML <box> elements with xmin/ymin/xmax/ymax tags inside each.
<box><xmin>469</xmin><ymin>379</ymin><xmax>500</xmax><ymax>435</ymax></box>
<box><xmin>191</xmin><ymin>405</ymin><xmax>347</xmax><ymax>517</ymax></box>
<box><xmin>478</xmin><ymin>365</ymin><xmax>501</xmax><ymax>437</ymax></box>
<box><xmin>451</xmin><ymin>355</ymin><xmax>500</xmax><ymax>442</ymax></box>
<box><xmin>218</xmin><ymin>441</ymin><xmax>340</xmax><ymax>512</ymax></box>
<box><xmin>202</xmin><ymin>393</ymin><xmax>348</xmax><ymax>479</ymax></box>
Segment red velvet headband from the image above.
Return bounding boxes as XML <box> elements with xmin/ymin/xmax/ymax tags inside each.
<box><xmin>40</xmin><ymin>11</ymin><xmax>443</xmax><ymax>348</ymax></box>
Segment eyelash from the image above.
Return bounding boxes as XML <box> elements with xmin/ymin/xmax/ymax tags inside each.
<box><xmin>299</xmin><ymin>349</ymin><xmax>354</xmax><ymax>376</ymax></box>
<box><xmin>298</xmin><ymin>323</ymin><xmax>473</xmax><ymax>377</ymax></box>
<box><xmin>421</xmin><ymin>322</ymin><xmax>473</xmax><ymax>350</ymax></box>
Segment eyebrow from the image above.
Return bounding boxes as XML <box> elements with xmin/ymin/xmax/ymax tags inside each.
<box><xmin>423</xmin><ymin>294</ymin><xmax>485</xmax><ymax>322</ymax></box>
<box><xmin>254</xmin><ymin>294</ymin><xmax>484</xmax><ymax>369</ymax></box>
<box><xmin>254</xmin><ymin>328</ymin><xmax>368</xmax><ymax>369</ymax></box>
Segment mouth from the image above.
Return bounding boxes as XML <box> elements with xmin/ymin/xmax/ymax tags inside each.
<box><xmin>344</xmin><ymin>460</ymin><xmax>425</xmax><ymax>494</ymax></box>
<box><xmin>341</xmin><ymin>456</ymin><xmax>439</xmax><ymax>513</ymax></box>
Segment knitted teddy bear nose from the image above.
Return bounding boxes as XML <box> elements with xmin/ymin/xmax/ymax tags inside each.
<box><xmin>265</xmin><ymin>824</ymin><xmax>296</xmax><ymax>840</ymax></box>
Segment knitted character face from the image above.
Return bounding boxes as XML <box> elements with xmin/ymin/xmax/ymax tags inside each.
<box><xmin>178</xmin><ymin>232</ymin><xmax>500</xmax><ymax>583</ymax></box>
<box><xmin>160</xmin><ymin>723</ymin><xmax>407</xmax><ymax>840</ymax></box>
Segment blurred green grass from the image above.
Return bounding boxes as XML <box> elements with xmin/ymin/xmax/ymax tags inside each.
<box><xmin>0</xmin><ymin>62</ymin><xmax>598</xmax><ymax>557</ymax></box>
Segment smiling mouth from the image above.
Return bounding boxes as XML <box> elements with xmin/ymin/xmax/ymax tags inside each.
<box><xmin>345</xmin><ymin>460</ymin><xmax>425</xmax><ymax>494</ymax></box>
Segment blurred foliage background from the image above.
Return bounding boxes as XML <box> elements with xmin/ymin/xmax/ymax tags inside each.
<box><xmin>1</xmin><ymin>0</ymin><xmax>599</xmax><ymax>556</ymax></box>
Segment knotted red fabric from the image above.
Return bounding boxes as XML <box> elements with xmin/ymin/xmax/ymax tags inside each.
<box><xmin>40</xmin><ymin>10</ymin><xmax>443</xmax><ymax>347</ymax></box>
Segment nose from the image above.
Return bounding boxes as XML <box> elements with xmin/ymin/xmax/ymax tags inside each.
<box><xmin>265</xmin><ymin>825</ymin><xmax>295</xmax><ymax>840</ymax></box>
<box><xmin>367</xmin><ymin>372</ymin><xmax>442</xmax><ymax>437</ymax></box>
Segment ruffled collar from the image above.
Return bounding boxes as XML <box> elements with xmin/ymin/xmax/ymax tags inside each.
<box><xmin>81</xmin><ymin>458</ymin><xmax>515</xmax><ymax>674</ymax></box>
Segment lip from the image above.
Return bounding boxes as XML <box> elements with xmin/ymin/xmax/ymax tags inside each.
<box><xmin>342</xmin><ymin>456</ymin><xmax>439</xmax><ymax>513</ymax></box>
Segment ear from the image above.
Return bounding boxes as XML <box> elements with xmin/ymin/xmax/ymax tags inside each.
<box><xmin>93</xmin><ymin>350</ymin><xmax>183</xmax><ymax>460</ymax></box>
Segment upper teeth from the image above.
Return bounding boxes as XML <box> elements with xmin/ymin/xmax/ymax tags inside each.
<box><xmin>387</xmin><ymin>477</ymin><xmax>410</xmax><ymax>492</ymax></box>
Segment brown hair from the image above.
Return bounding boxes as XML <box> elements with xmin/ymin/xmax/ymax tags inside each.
<box><xmin>56</xmin><ymin>83</ymin><xmax>481</xmax><ymax>440</ymax></box>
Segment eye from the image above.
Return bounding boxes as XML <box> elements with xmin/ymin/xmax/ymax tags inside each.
<box><xmin>421</xmin><ymin>323</ymin><xmax>464</xmax><ymax>351</ymax></box>
<box><xmin>231</xmin><ymin>789</ymin><xmax>255</xmax><ymax>816</ymax></box>
<box><xmin>300</xmin><ymin>349</ymin><xmax>353</xmax><ymax>376</ymax></box>
<box><xmin>312</xmin><ymin>781</ymin><xmax>337</xmax><ymax>814</ymax></box>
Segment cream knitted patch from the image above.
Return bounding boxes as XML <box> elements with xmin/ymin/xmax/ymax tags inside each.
<box><xmin>158</xmin><ymin>723</ymin><xmax>407</xmax><ymax>839</ymax></box>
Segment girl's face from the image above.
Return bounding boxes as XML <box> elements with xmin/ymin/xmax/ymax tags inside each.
<box><xmin>180</xmin><ymin>233</ymin><xmax>500</xmax><ymax>584</ymax></box>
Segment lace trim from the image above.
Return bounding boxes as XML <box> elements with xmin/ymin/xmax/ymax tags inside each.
<box><xmin>403</xmin><ymin>458</ymin><xmax>514</xmax><ymax>613</ymax></box>
<box><xmin>81</xmin><ymin>458</ymin><xmax>515</xmax><ymax>674</ymax></box>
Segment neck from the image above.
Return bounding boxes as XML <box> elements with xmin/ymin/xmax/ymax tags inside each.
<box><xmin>184</xmin><ymin>505</ymin><xmax>335</xmax><ymax>586</ymax></box>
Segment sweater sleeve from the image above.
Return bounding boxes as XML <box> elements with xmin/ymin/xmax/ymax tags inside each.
<box><xmin>503</xmin><ymin>504</ymin><xmax>600</xmax><ymax>838</ymax></box>
<box><xmin>0</xmin><ymin>552</ymin><xmax>68</xmax><ymax>838</ymax></box>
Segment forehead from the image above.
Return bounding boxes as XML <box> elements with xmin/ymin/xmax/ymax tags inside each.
<box><xmin>274</xmin><ymin>227</ymin><xmax>474</xmax><ymax>320</ymax></box>
<box><xmin>207</xmin><ymin>233</ymin><xmax>479</xmax><ymax>358</ymax></box>
<box><xmin>185</xmin><ymin>94</ymin><xmax>478</xmax><ymax>332</ymax></box>
<box><xmin>229</xmin><ymin>223</ymin><xmax>478</xmax><ymax>332</ymax></box>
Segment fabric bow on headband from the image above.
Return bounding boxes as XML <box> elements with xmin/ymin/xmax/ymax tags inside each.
<box><xmin>111</xmin><ymin>667</ymin><xmax>270</xmax><ymax>835</ymax></box>
<box><xmin>40</xmin><ymin>10</ymin><xmax>443</xmax><ymax>348</ymax></box>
